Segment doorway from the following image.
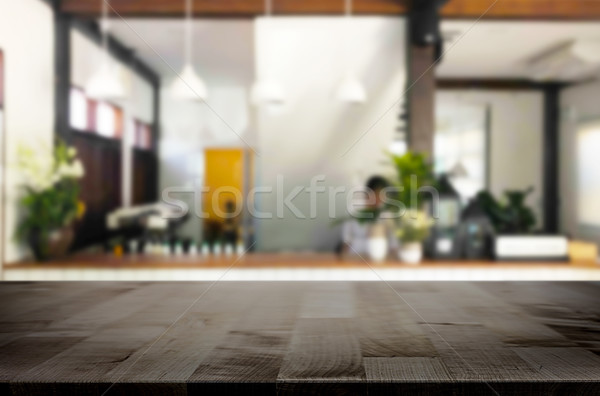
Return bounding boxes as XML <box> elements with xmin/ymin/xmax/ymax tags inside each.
<box><xmin>203</xmin><ymin>148</ymin><xmax>254</xmax><ymax>247</ymax></box>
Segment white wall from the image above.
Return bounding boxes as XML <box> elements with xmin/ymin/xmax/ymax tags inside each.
<box><xmin>0</xmin><ymin>0</ymin><xmax>55</xmax><ymax>263</ymax></box>
<box><xmin>437</xmin><ymin>90</ymin><xmax>545</xmax><ymax>229</ymax></box>
<box><xmin>559</xmin><ymin>79</ymin><xmax>600</xmax><ymax>245</ymax></box>
<box><xmin>254</xmin><ymin>17</ymin><xmax>406</xmax><ymax>251</ymax></box>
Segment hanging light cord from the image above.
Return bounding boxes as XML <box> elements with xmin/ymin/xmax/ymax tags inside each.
<box><xmin>185</xmin><ymin>0</ymin><xmax>193</xmax><ymax>63</ymax></box>
<box><xmin>343</xmin><ymin>0</ymin><xmax>353</xmax><ymax>70</ymax></box>
<box><xmin>101</xmin><ymin>0</ymin><xmax>110</xmax><ymax>58</ymax></box>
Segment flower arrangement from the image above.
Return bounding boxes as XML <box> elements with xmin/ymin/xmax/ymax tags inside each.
<box><xmin>16</xmin><ymin>141</ymin><xmax>85</xmax><ymax>260</ymax></box>
<box><xmin>396</xmin><ymin>210</ymin><xmax>434</xmax><ymax>243</ymax></box>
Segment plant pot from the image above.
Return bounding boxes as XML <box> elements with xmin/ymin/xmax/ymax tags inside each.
<box><xmin>399</xmin><ymin>242</ymin><xmax>423</xmax><ymax>265</ymax></box>
<box><xmin>28</xmin><ymin>225</ymin><xmax>74</xmax><ymax>262</ymax></box>
<box><xmin>367</xmin><ymin>222</ymin><xmax>388</xmax><ymax>263</ymax></box>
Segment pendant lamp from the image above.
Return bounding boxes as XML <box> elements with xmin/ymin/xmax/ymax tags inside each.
<box><xmin>251</xmin><ymin>0</ymin><xmax>285</xmax><ymax>106</ymax></box>
<box><xmin>171</xmin><ymin>0</ymin><xmax>208</xmax><ymax>100</ymax></box>
<box><xmin>85</xmin><ymin>0</ymin><xmax>126</xmax><ymax>100</ymax></box>
<box><xmin>336</xmin><ymin>0</ymin><xmax>366</xmax><ymax>104</ymax></box>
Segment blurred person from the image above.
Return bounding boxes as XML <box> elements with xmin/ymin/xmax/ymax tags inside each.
<box><xmin>339</xmin><ymin>175</ymin><xmax>399</xmax><ymax>259</ymax></box>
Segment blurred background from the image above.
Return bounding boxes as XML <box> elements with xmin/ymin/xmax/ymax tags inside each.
<box><xmin>0</xmin><ymin>0</ymin><xmax>599</xmax><ymax>280</ymax></box>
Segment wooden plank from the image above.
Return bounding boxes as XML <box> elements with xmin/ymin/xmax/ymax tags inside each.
<box><xmin>108</xmin><ymin>283</ymin><xmax>247</xmax><ymax>382</ymax></box>
<box><xmin>0</xmin><ymin>337</ymin><xmax>85</xmax><ymax>381</ymax></box>
<box><xmin>364</xmin><ymin>357</ymin><xmax>452</xmax><ymax>382</ymax></box>
<box><xmin>13</xmin><ymin>284</ymin><xmax>207</xmax><ymax>383</ymax></box>
<box><xmin>60</xmin><ymin>0</ymin><xmax>600</xmax><ymax>19</ymax></box>
<box><xmin>278</xmin><ymin>318</ymin><xmax>365</xmax><ymax>381</ymax></box>
<box><xmin>391</xmin><ymin>290</ymin><xmax>480</xmax><ymax>325</ymax></box>
<box><xmin>438</xmin><ymin>283</ymin><xmax>574</xmax><ymax>348</ymax></box>
<box><xmin>61</xmin><ymin>0</ymin><xmax>408</xmax><ymax>17</ymax></box>
<box><xmin>0</xmin><ymin>281</ymin><xmax>599</xmax><ymax>393</ymax></box>
<box><xmin>514</xmin><ymin>347</ymin><xmax>600</xmax><ymax>381</ymax></box>
<box><xmin>46</xmin><ymin>283</ymin><xmax>176</xmax><ymax>331</ymax></box>
<box><xmin>187</xmin><ymin>283</ymin><xmax>302</xmax><ymax>394</ymax></box>
<box><xmin>299</xmin><ymin>282</ymin><xmax>354</xmax><ymax>318</ymax></box>
<box><xmin>0</xmin><ymin>283</ymin><xmax>140</xmax><ymax>331</ymax></box>
<box><xmin>442</xmin><ymin>0</ymin><xmax>600</xmax><ymax>20</ymax></box>
<box><xmin>353</xmin><ymin>283</ymin><xmax>437</xmax><ymax>357</ymax></box>
<box><xmin>188</xmin><ymin>283</ymin><xmax>300</xmax><ymax>383</ymax></box>
<box><xmin>423</xmin><ymin>324</ymin><xmax>546</xmax><ymax>381</ymax></box>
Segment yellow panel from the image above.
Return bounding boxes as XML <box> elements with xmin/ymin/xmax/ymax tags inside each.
<box><xmin>204</xmin><ymin>149</ymin><xmax>245</xmax><ymax>222</ymax></box>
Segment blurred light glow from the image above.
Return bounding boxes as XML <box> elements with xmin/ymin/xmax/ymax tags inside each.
<box><xmin>97</xmin><ymin>102</ymin><xmax>116</xmax><ymax>137</ymax></box>
<box><xmin>336</xmin><ymin>74</ymin><xmax>367</xmax><ymax>104</ymax></box>
<box><xmin>85</xmin><ymin>62</ymin><xmax>126</xmax><ymax>100</ymax></box>
<box><xmin>170</xmin><ymin>64</ymin><xmax>208</xmax><ymax>101</ymax></box>
<box><xmin>69</xmin><ymin>88</ymin><xmax>88</xmax><ymax>130</ymax></box>
<box><xmin>390</xmin><ymin>139</ymin><xmax>407</xmax><ymax>155</ymax></box>
<box><xmin>250</xmin><ymin>79</ymin><xmax>285</xmax><ymax>105</ymax></box>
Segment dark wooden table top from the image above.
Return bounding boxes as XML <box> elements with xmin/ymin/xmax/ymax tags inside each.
<box><xmin>0</xmin><ymin>281</ymin><xmax>599</xmax><ymax>395</ymax></box>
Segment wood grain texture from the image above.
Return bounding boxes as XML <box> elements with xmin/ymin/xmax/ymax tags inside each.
<box><xmin>60</xmin><ymin>0</ymin><xmax>600</xmax><ymax>19</ymax></box>
<box><xmin>0</xmin><ymin>282</ymin><xmax>598</xmax><ymax>395</ymax></box>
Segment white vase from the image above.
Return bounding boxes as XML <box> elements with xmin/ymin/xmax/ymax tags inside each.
<box><xmin>399</xmin><ymin>242</ymin><xmax>423</xmax><ymax>265</ymax></box>
<box><xmin>368</xmin><ymin>237</ymin><xmax>388</xmax><ymax>263</ymax></box>
<box><xmin>367</xmin><ymin>222</ymin><xmax>388</xmax><ymax>263</ymax></box>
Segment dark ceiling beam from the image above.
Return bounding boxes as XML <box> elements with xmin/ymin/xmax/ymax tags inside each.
<box><xmin>437</xmin><ymin>79</ymin><xmax>570</xmax><ymax>90</ymax></box>
<box><xmin>441</xmin><ymin>0</ymin><xmax>600</xmax><ymax>21</ymax></box>
<box><xmin>60</xmin><ymin>0</ymin><xmax>407</xmax><ymax>18</ymax></box>
<box><xmin>60</xmin><ymin>0</ymin><xmax>600</xmax><ymax>20</ymax></box>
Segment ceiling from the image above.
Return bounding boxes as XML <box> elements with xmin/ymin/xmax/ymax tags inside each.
<box><xmin>437</xmin><ymin>20</ymin><xmax>600</xmax><ymax>80</ymax></box>
<box><xmin>109</xmin><ymin>19</ymin><xmax>255</xmax><ymax>85</ymax></box>
<box><xmin>108</xmin><ymin>19</ymin><xmax>600</xmax><ymax>83</ymax></box>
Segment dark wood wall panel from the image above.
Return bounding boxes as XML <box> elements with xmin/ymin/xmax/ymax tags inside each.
<box><xmin>62</xmin><ymin>0</ymin><xmax>600</xmax><ymax>19</ymax></box>
<box><xmin>72</xmin><ymin>133</ymin><xmax>122</xmax><ymax>249</ymax></box>
<box><xmin>132</xmin><ymin>149</ymin><xmax>158</xmax><ymax>205</ymax></box>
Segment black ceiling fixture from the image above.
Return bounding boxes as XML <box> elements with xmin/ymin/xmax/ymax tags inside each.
<box><xmin>410</xmin><ymin>0</ymin><xmax>450</xmax><ymax>61</ymax></box>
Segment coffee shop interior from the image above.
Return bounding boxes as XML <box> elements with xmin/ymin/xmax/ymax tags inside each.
<box><xmin>1</xmin><ymin>0</ymin><xmax>600</xmax><ymax>281</ymax></box>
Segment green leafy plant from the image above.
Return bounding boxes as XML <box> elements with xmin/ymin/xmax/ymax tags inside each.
<box><xmin>396</xmin><ymin>209</ymin><xmax>434</xmax><ymax>243</ymax></box>
<box><xmin>475</xmin><ymin>188</ymin><xmax>537</xmax><ymax>234</ymax></box>
<box><xmin>388</xmin><ymin>151</ymin><xmax>437</xmax><ymax>210</ymax></box>
<box><xmin>15</xmin><ymin>141</ymin><xmax>86</xmax><ymax>257</ymax></box>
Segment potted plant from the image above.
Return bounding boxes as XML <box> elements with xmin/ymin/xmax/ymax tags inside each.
<box><xmin>16</xmin><ymin>141</ymin><xmax>85</xmax><ymax>261</ymax></box>
<box><xmin>396</xmin><ymin>209</ymin><xmax>433</xmax><ymax>265</ymax></box>
<box><xmin>475</xmin><ymin>188</ymin><xmax>537</xmax><ymax>234</ymax></box>
<box><xmin>387</xmin><ymin>151</ymin><xmax>437</xmax><ymax>262</ymax></box>
<box><xmin>388</xmin><ymin>151</ymin><xmax>437</xmax><ymax>211</ymax></box>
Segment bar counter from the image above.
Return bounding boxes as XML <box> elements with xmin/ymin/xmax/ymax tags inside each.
<box><xmin>4</xmin><ymin>253</ymin><xmax>600</xmax><ymax>281</ymax></box>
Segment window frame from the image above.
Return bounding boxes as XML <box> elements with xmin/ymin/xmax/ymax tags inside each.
<box><xmin>575</xmin><ymin>118</ymin><xmax>600</xmax><ymax>229</ymax></box>
<box><xmin>69</xmin><ymin>86</ymin><xmax>124</xmax><ymax>141</ymax></box>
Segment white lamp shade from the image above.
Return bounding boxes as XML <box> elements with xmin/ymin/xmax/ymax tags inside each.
<box><xmin>85</xmin><ymin>62</ymin><xmax>126</xmax><ymax>100</ymax></box>
<box><xmin>250</xmin><ymin>79</ymin><xmax>285</xmax><ymax>106</ymax></box>
<box><xmin>171</xmin><ymin>63</ymin><xmax>208</xmax><ymax>101</ymax></box>
<box><xmin>336</xmin><ymin>75</ymin><xmax>367</xmax><ymax>104</ymax></box>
